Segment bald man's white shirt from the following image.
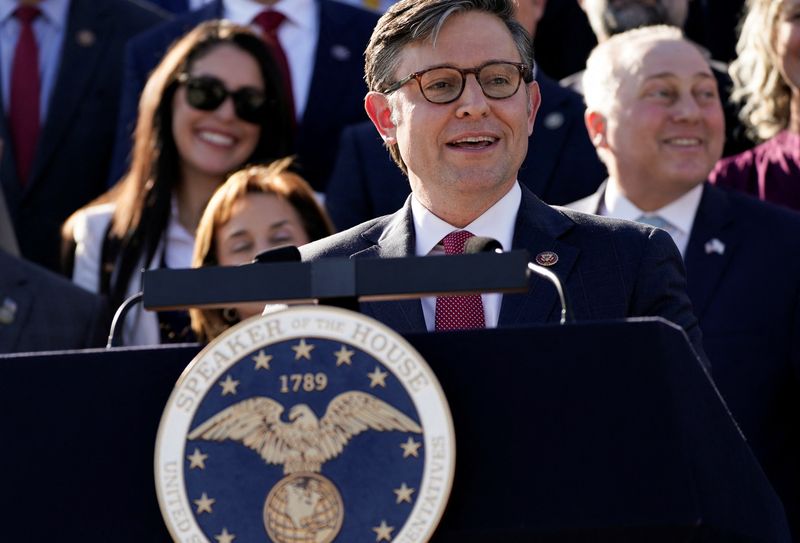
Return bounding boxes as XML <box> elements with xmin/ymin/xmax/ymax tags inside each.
<box><xmin>599</xmin><ymin>181</ymin><xmax>703</xmax><ymax>257</ymax></box>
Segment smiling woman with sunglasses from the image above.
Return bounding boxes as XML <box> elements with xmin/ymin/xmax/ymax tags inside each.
<box><xmin>63</xmin><ymin>20</ymin><xmax>295</xmax><ymax>346</ymax></box>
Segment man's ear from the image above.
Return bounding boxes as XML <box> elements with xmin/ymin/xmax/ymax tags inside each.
<box><xmin>526</xmin><ymin>81</ymin><xmax>541</xmax><ymax>136</ymax></box>
<box><xmin>365</xmin><ymin>91</ymin><xmax>397</xmax><ymax>144</ymax></box>
<box><xmin>585</xmin><ymin>110</ymin><xmax>608</xmax><ymax>148</ymax></box>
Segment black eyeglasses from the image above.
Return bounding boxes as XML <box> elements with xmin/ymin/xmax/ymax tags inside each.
<box><xmin>383</xmin><ymin>61</ymin><xmax>533</xmax><ymax>104</ymax></box>
<box><xmin>177</xmin><ymin>73</ymin><xmax>268</xmax><ymax>124</ymax></box>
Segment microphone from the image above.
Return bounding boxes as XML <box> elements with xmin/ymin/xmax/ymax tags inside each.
<box><xmin>465</xmin><ymin>236</ymin><xmax>570</xmax><ymax>325</ymax></box>
<box><xmin>463</xmin><ymin>236</ymin><xmax>503</xmax><ymax>254</ymax></box>
<box><xmin>252</xmin><ymin>245</ymin><xmax>301</xmax><ymax>264</ymax></box>
<box><xmin>106</xmin><ymin>291</ymin><xmax>144</xmax><ymax>348</ymax></box>
<box><xmin>108</xmin><ymin>247</ymin><xmax>303</xmax><ymax>347</ymax></box>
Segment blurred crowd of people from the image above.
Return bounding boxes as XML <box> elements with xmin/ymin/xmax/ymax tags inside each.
<box><xmin>0</xmin><ymin>0</ymin><xmax>798</xmax><ymax>533</ymax></box>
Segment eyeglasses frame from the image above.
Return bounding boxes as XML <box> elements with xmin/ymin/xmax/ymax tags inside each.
<box><xmin>382</xmin><ymin>60</ymin><xmax>534</xmax><ymax>104</ymax></box>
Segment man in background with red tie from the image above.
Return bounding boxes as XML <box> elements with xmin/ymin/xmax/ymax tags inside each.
<box><xmin>110</xmin><ymin>0</ymin><xmax>379</xmax><ymax>195</ymax></box>
<box><xmin>298</xmin><ymin>0</ymin><xmax>705</xmax><ymax>362</ymax></box>
<box><xmin>0</xmin><ymin>0</ymin><xmax>167</xmax><ymax>271</ymax></box>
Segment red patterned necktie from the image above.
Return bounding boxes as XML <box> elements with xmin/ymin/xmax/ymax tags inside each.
<box><xmin>9</xmin><ymin>6</ymin><xmax>41</xmax><ymax>185</ymax></box>
<box><xmin>435</xmin><ymin>230</ymin><xmax>486</xmax><ymax>331</ymax></box>
<box><xmin>253</xmin><ymin>10</ymin><xmax>295</xmax><ymax>120</ymax></box>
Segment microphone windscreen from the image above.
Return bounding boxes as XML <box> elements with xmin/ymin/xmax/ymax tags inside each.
<box><xmin>252</xmin><ymin>245</ymin><xmax>301</xmax><ymax>264</ymax></box>
<box><xmin>463</xmin><ymin>236</ymin><xmax>503</xmax><ymax>254</ymax></box>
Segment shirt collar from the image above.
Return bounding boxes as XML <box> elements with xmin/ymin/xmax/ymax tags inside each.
<box><xmin>412</xmin><ymin>182</ymin><xmax>521</xmax><ymax>256</ymax></box>
<box><xmin>167</xmin><ymin>193</ymin><xmax>194</xmax><ymax>244</ymax></box>
<box><xmin>225</xmin><ymin>0</ymin><xmax>317</xmax><ymax>29</ymax></box>
<box><xmin>0</xmin><ymin>0</ymin><xmax>70</xmax><ymax>29</ymax></box>
<box><xmin>603</xmin><ymin>179</ymin><xmax>703</xmax><ymax>236</ymax></box>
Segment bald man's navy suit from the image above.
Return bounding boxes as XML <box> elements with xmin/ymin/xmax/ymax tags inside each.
<box><xmin>300</xmin><ymin>185</ymin><xmax>706</xmax><ymax>363</ymax></box>
<box><xmin>325</xmin><ymin>73</ymin><xmax>607</xmax><ymax>230</ymax></box>
<box><xmin>569</xmin><ymin>182</ymin><xmax>800</xmax><ymax>538</ymax></box>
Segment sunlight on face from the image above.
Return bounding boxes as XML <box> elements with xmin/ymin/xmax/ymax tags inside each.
<box><xmin>604</xmin><ymin>39</ymin><xmax>724</xmax><ymax>199</ymax></box>
<box><xmin>215</xmin><ymin>192</ymin><xmax>310</xmax><ymax>318</ymax></box>
<box><xmin>172</xmin><ymin>44</ymin><xmax>264</xmax><ymax>183</ymax></box>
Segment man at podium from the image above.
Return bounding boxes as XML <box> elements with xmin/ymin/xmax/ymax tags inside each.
<box><xmin>299</xmin><ymin>0</ymin><xmax>707</xmax><ymax>363</ymax></box>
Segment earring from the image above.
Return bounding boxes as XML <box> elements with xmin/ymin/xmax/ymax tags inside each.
<box><xmin>222</xmin><ymin>307</ymin><xmax>239</xmax><ymax>324</ymax></box>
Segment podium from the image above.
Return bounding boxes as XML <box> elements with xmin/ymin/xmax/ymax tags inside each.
<box><xmin>0</xmin><ymin>318</ymin><xmax>790</xmax><ymax>541</ymax></box>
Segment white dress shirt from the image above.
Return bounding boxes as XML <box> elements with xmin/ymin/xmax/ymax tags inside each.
<box><xmin>412</xmin><ymin>182</ymin><xmax>521</xmax><ymax>331</ymax></box>
<box><xmin>224</xmin><ymin>0</ymin><xmax>318</xmax><ymax>120</ymax></box>
<box><xmin>599</xmin><ymin>181</ymin><xmax>703</xmax><ymax>257</ymax></box>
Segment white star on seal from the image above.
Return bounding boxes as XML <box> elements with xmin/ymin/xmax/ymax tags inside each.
<box><xmin>292</xmin><ymin>338</ymin><xmax>315</xmax><ymax>360</ymax></box>
<box><xmin>215</xmin><ymin>527</ymin><xmax>235</xmax><ymax>543</ymax></box>
<box><xmin>367</xmin><ymin>366</ymin><xmax>388</xmax><ymax>388</ymax></box>
<box><xmin>334</xmin><ymin>345</ymin><xmax>355</xmax><ymax>366</ymax></box>
<box><xmin>252</xmin><ymin>350</ymin><xmax>273</xmax><ymax>370</ymax></box>
<box><xmin>219</xmin><ymin>375</ymin><xmax>239</xmax><ymax>396</ymax></box>
<box><xmin>394</xmin><ymin>482</ymin><xmax>415</xmax><ymax>504</ymax></box>
<box><xmin>187</xmin><ymin>448</ymin><xmax>208</xmax><ymax>469</ymax></box>
<box><xmin>400</xmin><ymin>436</ymin><xmax>421</xmax><ymax>458</ymax></box>
<box><xmin>194</xmin><ymin>492</ymin><xmax>215</xmax><ymax>514</ymax></box>
<box><xmin>373</xmin><ymin>520</ymin><xmax>394</xmax><ymax>541</ymax></box>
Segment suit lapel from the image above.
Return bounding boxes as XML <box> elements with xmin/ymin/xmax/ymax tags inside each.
<box><xmin>0</xmin><ymin>92</ymin><xmax>20</xmax><ymax>212</ymax></box>
<box><xmin>499</xmin><ymin>188</ymin><xmax>579</xmax><ymax>326</ymax></box>
<box><xmin>350</xmin><ymin>190</ymin><xmax>581</xmax><ymax>330</ymax></box>
<box><xmin>352</xmin><ymin>200</ymin><xmax>426</xmax><ymax>332</ymax></box>
<box><xmin>162</xmin><ymin>0</ymin><xmax>190</xmax><ymax>13</ymax></box>
<box><xmin>26</xmin><ymin>0</ymin><xmax>106</xmax><ymax>191</ymax></box>
<box><xmin>0</xmin><ymin>252</ymin><xmax>32</xmax><ymax>352</ymax></box>
<box><xmin>684</xmin><ymin>184</ymin><xmax>737</xmax><ymax>318</ymax></box>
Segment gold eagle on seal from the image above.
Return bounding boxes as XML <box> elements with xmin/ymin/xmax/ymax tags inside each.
<box><xmin>187</xmin><ymin>391</ymin><xmax>422</xmax><ymax>474</ymax></box>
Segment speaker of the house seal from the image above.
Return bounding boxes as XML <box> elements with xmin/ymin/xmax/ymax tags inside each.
<box><xmin>155</xmin><ymin>305</ymin><xmax>455</xmax><ymax>542</ymax></box>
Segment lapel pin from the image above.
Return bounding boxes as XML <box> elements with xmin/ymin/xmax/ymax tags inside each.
<box><xmin>330</xmin><ymin>44</ymin><xmax>351</xmax><ymax>62</ymax></box>
<box><xmin>543</xmin><ymin>112</ymin><xmax>565</xmax><ymax>130</ymax></box>
<box><xmin>0</xmin><ymin>297</ymin><xmax>17</xmax><ymax>325</ymax></box>
<box><xmin>535</xmin><ymin>251</ymin><xmax>559</xmax><ymax>267</ymax></box>
<box><xmin>76</xmin><ymin>29</ymin><xmax>95</xmax><ymax>47</ymax></box>
<box><xmin>704</xmin><ymin>238</ymin><xmax>725</xmax><ymax>255</ymax></box>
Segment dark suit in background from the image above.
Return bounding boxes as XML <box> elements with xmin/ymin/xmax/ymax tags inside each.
<box><xmin>0</xmin><ymin>0</ymin><xmax>168</xmax><ymax>271</ymax></box>
<box><xmin>0</xmin><ymin>249</ymin><xmax>108</xmax><ymax>353</ymax></box>
<box><xmin>569</xmin><ymin>182</ymin><xmax>800</xmax><ymax>537</ymax></box>
<box><xmin>684</xmin><ymin>0</ymin><xmax>746</xmax><ymax>63</ymax></box>
<box><xmin>302</xmin><ymin>185</ymin><xmax>707</xmax><ymax>365</ymax></box>
<box><xmin>532</xmin><ymin>0</ymin><xmax>596</xmax><ymax>81</ymax></box>
<box><xmin>110</xmin><ymin>0</ymin><xmax>378</xmax><ymax>192</ymax></box>
<box><xmin>144</xmin><ymin>0</ymin><xmax>193</xmax><ymax>14</ymax></box>
<box><xmin>325</xmin><ymin>73</ymin><xmax>607</xmax><ymax>230</ymax></box>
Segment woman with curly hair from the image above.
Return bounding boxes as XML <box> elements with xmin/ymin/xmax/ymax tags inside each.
<box><xmin>710</xmin><ymin>0</ymin><xmax>800</xmax><ymax>211</ymax></box>
<box><xmin>190</xmin><ymin>159</ymin><xmax>334</xmax><ymax>342</ymax></box>
<box><xmin>64</xmin><ymin>20</ymin><xmax>295</xmax><ymax>345</ymax></box>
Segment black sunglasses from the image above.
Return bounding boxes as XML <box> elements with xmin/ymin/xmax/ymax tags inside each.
<box><xmin>177</xmin><ymin>73</ymin><xmax>268</xmax><ymax>124</ymax></box>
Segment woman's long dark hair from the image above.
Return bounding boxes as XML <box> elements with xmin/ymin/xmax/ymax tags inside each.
<box><xmin>106</xmin><ymin>20</ymin><xmax>295</xmax><ymax>307</ymax></box>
